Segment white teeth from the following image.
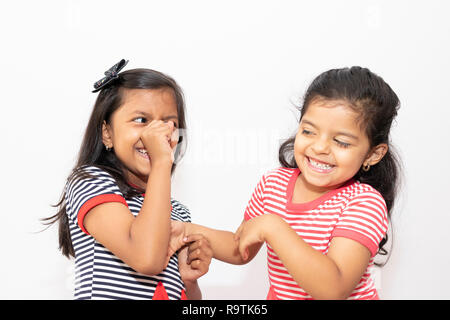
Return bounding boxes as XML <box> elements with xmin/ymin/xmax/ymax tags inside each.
<box><xmin>138</xmin><ymin>149</ymin><xmax>148</xmax><ymax>154</ymax></box>
<box><xmin>309</xmin><ymin>158</ymin><xmax>333</xmax><ymax>170</ymax></box>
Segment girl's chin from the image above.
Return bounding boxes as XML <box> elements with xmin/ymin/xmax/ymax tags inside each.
<box><xmin>300</xmin><ymin>167</ymin><xmax>335</xmax><ymax>187</ymax></box>
<box><xmin>123</xmin><ymin>165</ymin><xmax>151</xmax><ymax>188</ymax></box>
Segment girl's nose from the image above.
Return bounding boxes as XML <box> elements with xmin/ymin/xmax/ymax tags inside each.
<box><xmin>311</xmin><ymin>137</ymin><xmax>330</xmax><ymax>154</ymax></box>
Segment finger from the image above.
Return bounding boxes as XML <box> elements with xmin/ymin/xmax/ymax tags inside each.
<box><xmin>189</xmin><ymin>248</ymin><xmax>212</xmax><ymax>265</ymax></box>
<box><xmin>170</xmin><ymin>128</ymin><xmax>179</xmax><ymax>149</ymax></box>
<box><xmin>166</xmin><ymin>120</ymin><xmax>175</xmax><ymax>130</ymax></box>
<box><xmin>238</xmin><ymin>241</ymin><xmax>249</xmax><ymax>261</ymax></box>
<box><xmin>189</xmin><ymin>258</ymin><xmax>211</xmax><ymax>274</ymax></box>
<box><xmin>177</xmin><ymin>246</ymin><xmax>188</xmax><ymax>266</ymax></box>
<box><xmin>150</xmin><ymin>125</ymin><xmax>174</xmax><ymax>138</ymax></box>
<box><xmin>234</xmin><ymin>225</ymin><xmax>243</xmax><ymax>241</ymax></box>
<box><xmin>164</xmin><ymin>120</ymin><xmax>175</xmax><ymax>134</ymax></box>
<box><xmin>144</xmin><ymin>120</ymin><xmax>172</xmax><ymax>134</ymax></box>
<box><xmin>187</xmin><ymin>259</ymin><xmax>202</xmax><ymax>270</ymax></box>
<box><xmin>187</xmin><ymin>239</ymin><xmax>212</xmax><ymax>257</ymax></box>
<box><xmin>234</xmin><ymin>220</ymin><xmax>248</xmax><ymax>241</ymax></box>
<box><xmin>147</xmin><ymin>119</ymin><xmax>165</xmax><ymax>128</ymax></box>
<box><xmin>168</xmin><ymin>241</ymin><xmax>185</xmax><ymax>258</ymax></box>
<box><xmin>185</xmin><ymin>236</ymin><xmax>210</xmax><ymax>251</ymax></box>
<box><xmin>187</xmin><ymin>248</ymin><xmax>204</xmax><ymax>265</ymax></box>
<box><xmin>187</xmin><ymin>239</ymin><xmax>212</xmax><ymax>263</ymax></box>
<box><xmin>184</xmin><ymin>234</ymin><xmax>208</xmax><ymax>244</ymax></box>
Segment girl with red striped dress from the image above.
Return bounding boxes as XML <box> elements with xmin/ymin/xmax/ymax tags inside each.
<box><xmin>170</xmin><ymin>66</ymin><xmax>401</xmax><ymax>300</ymax></box>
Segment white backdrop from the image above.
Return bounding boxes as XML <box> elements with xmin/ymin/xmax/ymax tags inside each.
<box><xmin>1</xmin><ymin>0</ymin><xmax>449</xmax><ymax>299</ymax></box>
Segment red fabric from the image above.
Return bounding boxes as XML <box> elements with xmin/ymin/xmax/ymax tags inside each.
<box><xmin>266</xmin><ymin>286</ymin><xmax>278</xmax><ymax>300</ymax></box>
<box><xmin>77</xmin><ymin>194</ymin><xmax>128</xmax><ymax>235</ymax></box>
<box><xmin>152</xmin><ymin>282</ymin><xmax>188</xmax><ymax>300</ymax></box>
<box><xmin>152</xmin><ymin>282</ymin><xmax>169</xmax><ymax>300</ymax></box>
<box><xmin>244</xmin><ymin>167</ymin><xmax>387</xmax><ymax>300</ymax></box>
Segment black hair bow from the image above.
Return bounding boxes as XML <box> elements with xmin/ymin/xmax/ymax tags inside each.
<box><xmin>92</xmin><ymin>59</ymin><xmax>129</xmax><ymax>93</ymax></box>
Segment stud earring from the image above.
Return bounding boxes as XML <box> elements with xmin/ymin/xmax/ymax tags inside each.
<box><xmin>105</xmin><ymin>145</ymin><xmax>112</xmax><ymax>151</ymax></box>
<box><xmin>362</xmin><ymin>163</ymin><xmax>371</xmax><ymax>172</ymax></box>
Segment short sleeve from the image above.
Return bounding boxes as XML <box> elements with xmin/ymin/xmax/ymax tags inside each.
<box><xmin>65</xmin><ymin>166</ymin><xmax>128</xmax><ymax>235</ymax></box>
<box><xmin>244</xmin><ymin>173</ymin><xmax>267</xmax><ymax>221</ymax></box>
<box><xmin>170</xmin><ymin>199</ymin><xmax>192</xmax><ymax>223</ymax></box>
<box><xmin>331</xmin><ymin>187</ymin><xmax>388</xmax><ymax>257</ymax></box>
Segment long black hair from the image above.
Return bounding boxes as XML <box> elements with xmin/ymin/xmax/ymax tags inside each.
<box><xmin>279</xmin><ymin>66</ymin><xmax>401</xmax><ymax>260</ymax></box>
<box><xmin>42</xmin><ymin>68</ymin><xmax>187</xmax><ymax>258</ymax></box>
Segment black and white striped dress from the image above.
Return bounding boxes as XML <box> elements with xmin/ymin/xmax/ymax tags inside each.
<box><xmin>65</xmin><ymin>165</ymin><xmax>190</xmax><ymax>300</ymax></box>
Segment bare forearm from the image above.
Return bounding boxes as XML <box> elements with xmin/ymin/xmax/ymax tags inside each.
<box><xmin>184</xmin><ymin>280</ymin><xmax>202</xmax><ymax>300</ymax></box>
<box><xmin>130</xmin><ymin>162</ymin><xmax>173</xmax><ymax>273</ymax></box>
<box><xmin>264</xmin><ymin>216</ymin><xmax>348</xmax><ymax>299</ymax></box>
<box><xmin>186</xmin><ymin>223</ymin><xmax>248</xmax><ymax>265</ymax></box>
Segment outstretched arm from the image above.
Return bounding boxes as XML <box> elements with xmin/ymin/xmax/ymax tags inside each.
<box><xmin>169</xmin><ymin>220</ymin><xmax>263</xmax><ymax>265</ymax></box>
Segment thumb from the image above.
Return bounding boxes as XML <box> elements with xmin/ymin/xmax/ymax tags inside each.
<box><xmin>238</xmin><ymin>240</ymin><xmax>249</xmax><ymax>261</ymax></box>
<box><xmin>234</xmin><ymin>223</ymin><xmax>244</xmax><ymax>241</ymax></box>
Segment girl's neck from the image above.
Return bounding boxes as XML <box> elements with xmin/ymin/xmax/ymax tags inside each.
<box><xmin>292</xmin><ymin>173</ymin><xmax>345</xmax><ymax>204</ymax></box>
<box><xmin>126</xmin><ymin>172</ymin><xmax>148</xmax><ymax>191</ymax></box>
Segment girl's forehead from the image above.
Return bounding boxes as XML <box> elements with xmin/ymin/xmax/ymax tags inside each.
<box><xmin>121</xmin><ymin>87</ymin><xmax>176</xmax><ymax>104</ymax></box>
<box><xmin>302</xmin><ymin>98</ymin><xmax>366</xmax><ymax>134</ymax></box>
<box><xmin>304</xmin><ymin>98</ymin><xmax>359</xmax><ymax>119</ymax></box>
<box><xmin>118</xmin><ymin>88</ymin><xmax>178</xmax><ymax>115</ymax></box>
<box><xmin>308</xmin><ymin>97</ymin><xmax>352</xmax><ymax>110</ymax></box>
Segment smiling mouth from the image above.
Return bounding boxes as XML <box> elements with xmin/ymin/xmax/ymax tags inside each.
<box><xmin>307</xmin><ymin>157</ymin><xmax>335</xmax><ymax>173</ymax></box>
<box><xmin>137</xmin><ymin>148</ymin><xmax>149</xmax><ymax>159</ymax></box>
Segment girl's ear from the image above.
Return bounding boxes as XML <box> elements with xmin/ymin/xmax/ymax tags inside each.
<box><xmin>364</xmin><ymin>143</ymin><xmax>388</xmax><ymax>167</ymax></box>
<box><xmin>102</xmin><ymin>120</ymin><xmax>113</xmax><ymax>149</ymax></box>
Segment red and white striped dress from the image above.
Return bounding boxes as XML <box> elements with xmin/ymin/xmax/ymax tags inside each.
<box><xmin>244</xmin><ymin>167</ymin><xmax>388</xmax><ymax>300</ymax></box>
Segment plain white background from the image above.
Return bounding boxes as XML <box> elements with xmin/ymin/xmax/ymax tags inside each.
<box><xmin>1</xmin><ymin>0</ymin><xmax>449</xmax><ymax>299</ymax></box>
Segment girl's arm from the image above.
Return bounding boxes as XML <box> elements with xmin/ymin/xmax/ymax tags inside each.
<box><xmin>169</xmin><ymin>220</ymin><xmax>263</xmax><ymax>265</ymax></box>
<box><xmin>84</xmin><ymin>161</ymin><xmax>173</xmax><ymax>275</ymax></box>
<box><xmin>235</xmin><ymin>214</ymin><xmax>371</xmax><ymax>300</ymax></box>
<box><xmin>184</xmin><ymin>279</ymin><xmax>202</xmax><ymax>300</ymax></box>
<box><xmin>84</xmin><ymin>120</ymin><xmax>176</xmax><ymax>275</ymax></box>
<box><xmin>179</xmin><ymin>244</ymin><xmax>202</xmax><ymax>300</ymax></box>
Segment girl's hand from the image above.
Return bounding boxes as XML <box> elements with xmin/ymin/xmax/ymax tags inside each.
<box><xmin>164</xmin><ymin>220</ymin><xmax>188</xmax><ymax>267</ymax></box>
<box><xmin>141</xmin><ymin>120</ymin><xmax>178</xmax><ymax>164</ymax></box>
<box><xmin>168</xmin><ymin>220</ymin><xmax>187</xmax><ymax>255</ymax></box>
<box><xmin>178</xmin><ymin>234</ymin><xmax>213</xmax><ymax>283</ymax></box>
<box><xmin>234</xmin><ymin>215</ymin><xmax>271</xmax><ymax>261</ymax></box>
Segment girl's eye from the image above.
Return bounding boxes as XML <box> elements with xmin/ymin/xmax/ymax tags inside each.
<box><xmin>334</xmin><ymin>139</ymin><xmax>351</xmax><ymax>148</ymax></box>
<box><xmin>133</xmin><ymin>117</ymin><xmax>147</xmax><ymax>124</ymax></box>
<box><xmin>301</xmin><ymin>129</ymin><xmax>314</xmax><ymax>135</ymax></box>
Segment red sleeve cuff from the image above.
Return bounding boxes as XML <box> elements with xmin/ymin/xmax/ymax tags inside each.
<box><xmin>77</xmin><ymin>194</ymin><xmax>128</xmax><ymax>235</ymax></box>
<box><xmin>331</xmin><ymin>229</ymin><xmax>378</xmax><ymax>257</ymax></box>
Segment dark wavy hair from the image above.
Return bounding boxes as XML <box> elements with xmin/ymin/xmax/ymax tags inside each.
<box><xmin>42</xmin><ymin>68</ymin><xmax>187</xmax><ymax>258</ymax></box>
<box><xmin>279</xmin><ymin>66</ymin><xmax>401</xmax><ymax>261</ymax></box>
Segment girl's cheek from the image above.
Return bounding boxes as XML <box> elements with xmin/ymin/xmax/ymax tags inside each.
<box><xmin>125</xmin><ymin>127</ymin><xmax>143</xmax><ymax>140</ymax></box>
<box><xmin>293</xmin><ymin>134</ymin><xmax>305</xmax><ymax>154</ymax></box>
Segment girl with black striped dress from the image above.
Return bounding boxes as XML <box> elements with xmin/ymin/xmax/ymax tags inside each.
<box><xmin>44</xmin><ymin>60</ymin><xmax>212</xmax><ymax>300</ymax></box>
